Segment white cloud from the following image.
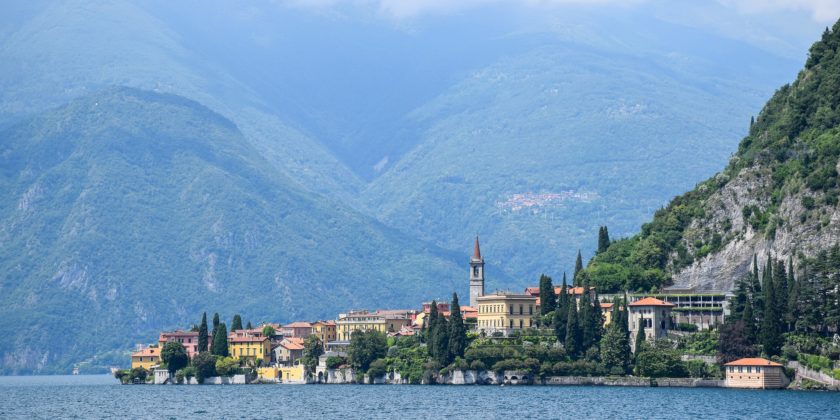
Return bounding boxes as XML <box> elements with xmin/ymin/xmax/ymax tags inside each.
<box><xmin>719</xmin><ymin>0</ymin><xmax>840</xmax><ymax>23</ymax></box>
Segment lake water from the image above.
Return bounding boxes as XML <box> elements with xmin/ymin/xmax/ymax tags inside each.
<box><xmin>1</xmin><ymin>375</ymin><xmax>839</xmax><ymax>419</ymax></box>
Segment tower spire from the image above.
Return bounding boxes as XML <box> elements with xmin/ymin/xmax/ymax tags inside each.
<box><xmin>473</xmin><ymin>236</ymin><xmax>482</xmax><ymax>260</ymax></box>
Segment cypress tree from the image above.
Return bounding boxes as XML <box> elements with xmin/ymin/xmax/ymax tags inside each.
<box><xmin>750</xmin><ymin>256</ymin><xmax>764</xmax><ymax>322</ymax></box>
<box><xmin>773</xmin><ymin>259</ymin><xmax>789</xmax><ymax>332</ymax></box>
<box><xmin>578</xmin><ymin>279</ymin><xmax>595</xmax><ymax>351</ymax></box>
<box><xmin>761</xmin><ymin>263</ymin><xmax>783</xmax><ymax>357</ymax></box>
<box><xmin>231</xmin><ymin>314</ymin><xmax>243</xmax><ymax>331</ymax></box>
<box><xmin>591</xmin><ymin>294</ymin><xmax>604</xmax><ymax>347</ymax></box>
<box><xmin>597</xmin><ymin>226</ymin><xmax>611</xmax><ymax>253</ymax></box>
<box><xmin>539</xmin><ymin>274</ymin><xmax>556</xmax><ymax>315</ymax></box>
<box><xmin>212</xmin><ymin>322</ymin><xmax>229</xmax><ymax>357</ymax></box>
<box><xmin>634</xmin><ymin>316</ymin><xmax>646</xmax><ymax>355</ymax></box>
<box><xmin>565</xmin><ymin>302</ymin><xmax>582</xmax><ymax>359</ymax></box>
<box><xmin>427</xmin><ymin>300</ymin><xmax>439</xmax><ymax>348</ymax></box>
<box><xmin>787</xmin><ymin>258</ymin><xmax>799</xmax><ymax>332</ymax></box>
<box><xmin>198</xmin><ymin>312</ymin><xmax>209</xmax><ymax>353</ymax></box>
<box><xmin>554</xmin><ymin>274</ymin><xmax>569</xmax><ymax>342</ymax></box>
<box><xmin>246</xmin><ymin>321</ymin><xmax>253</xmax><ymax>330</ymax></box>
<box><xmin>741</xmin><ymin>297</ymin><xmax>756</xmax><ymax>344</ymax></box>
<box><xmin>212</xmin><ymin>313</ymin><xmax>220</xmax><ymax>332</ymax></box>
<box><xmin>574</xmin><ymin>250</ymin><xmax>584</xmax><ymax>285</ymax></box>
<box><xmin>434</xmin><ymin>316</ymin><xmax>450</xmax><ymax>366</ymax></box>
<box><xmin>448</xmin><ymin>293</ymin><xmax>467</xmax><ymax>360</ymax></box>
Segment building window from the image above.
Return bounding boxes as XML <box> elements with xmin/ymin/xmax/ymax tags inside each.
<box><xmin>519</xmin><ymin>319</ymin><xmax>523</xmax><ymax>329</ymax></box>
<box><xmin>519</xmin><ymin>304</ymin><xmax>523</xmax><ymax>315</ymax></box>
<box><xmin>738</xmin><ymin>366</ymin><xmax>743</xmax><ymax>373</ymax></box>
<box><xmin>474</xmin><ymin>266</ymin><xmax>479</xmax><ymax>277</ymax></box>
<box><xmin>509</xmin><ymin>319</ymin><xmax>513</xmax><ymax>328</ymax></box>
<box><xmin>509</xmin><ymin>305</ymin><xmax>514</xmax><ymax>315</ymax></box>
<box><xmin>756</xmin><ymin>367</ymin><xmax>761</xmax><ymax>373</ymax></box>
<box><xmin>529</xmin><ymin>305</ymin><xmax>533</xmax><ymax>315</ymax></box>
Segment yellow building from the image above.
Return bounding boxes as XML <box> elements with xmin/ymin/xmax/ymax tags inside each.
<box><xmin>724</xmin><ymin>358</ymin><xmax>789</xmax><ymax>389</ymax></box>
<box><xmin>130</xmin><ymin>346</ymin><xmax>160</xmax><ymax>370</ymax></box>
<box><xmin>229</xmin><ymin>335</ymin><xmax>271</xmax><ymax>365</ymax></box>
<box><xmin>279</xmin><ymin>364</ymin><xmax>306</xmax><ymax>383</ymax></box>
<box><xmin>336</xmin><ymin>311</ymin><xmax>412</xmax><ymax>341</ymax></box>
<box><xmin>476</xmin><ymin>293</ymin><xmax>537</xmax><ymax>336</ymax></box>
<box><xmin>311</xmin><ymin>321</ymin><xmax>337</xmax><ymax>347</ymax></box>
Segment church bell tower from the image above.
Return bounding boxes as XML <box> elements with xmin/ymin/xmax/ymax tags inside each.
<box><xmin>469</xmin><ymin>236</ymin><xmax>485</xmax><ymax>308</ymax></box>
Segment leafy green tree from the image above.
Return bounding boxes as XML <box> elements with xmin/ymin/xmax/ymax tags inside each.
<box><xmin>191</xmin><ymin>351</ymin><xmax>217</xmax><ymax>383</ymax></box>
<box><xmin>565</xmin><ymin>302</ymin><xmax>582</xmax><ymax>359</ymax></box>
<box><xmin>215</xmin><ymin>356</ymin><xmax>239</xmax><ymax>376</ymax></box>
<box><xmin>198</xmin><ymin>312</ymin><xmax>209</xmax><ymax>353</ymax></box>
<box><xmin>262</xmin><ymin>325</ymin><xmax>276</xmax><ymax>338</ymax></box>
<box><xmin>303</xmin><ymin>335</ymin><xmax>324</xmax><ymax>375</ymax></box>
<box><xmin>367</xmin><ymin>358</ymin><xmax>388</xmax><ymax>382</ymax></box>
<box><xmin>718</xmin><ymin>320</ymin><xmax>756</xmax><ymax>363</ymax></box>
<box><xmin>539</xmin><ymin>274</ymin><xmax>556</xmax><ymax>315</ymax></box>
<box><xmin>212</xmin><ymin>323</ymin><xmax>229</xmax><ymax>357</ymax></box>
<box><xmin>448</xmin><ymin>293</ymin><xmax>467</xmax><ymax>360</ymax></box>
<box><xmin>231</xmin><ymin>314</ymin><xmax>243</xmax><ymax>331</ymax></box>
<box><xmin>348</xmin><ymin>330</ymin><xmax>387</xmax><ymax>372</ymax></box>
<box><xmin>635</xmin><ymin>340</ymin><xmax>687</xmax><ymax>378</ymax></box>
<box><xmin>161</xmin><ymin>341</ymin><xmax>189</xmax><ymax>373</ymax></box>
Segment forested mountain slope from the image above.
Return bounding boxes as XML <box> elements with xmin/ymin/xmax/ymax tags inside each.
<box><xmin>584</xmin><ymin>21</ymin><xmax>840</xmax><ymax>293</ymax></box>
<box><xmin>0</xmin><ymin>88</ymin><xmax>463</xmax><ymax>374</ymax></box>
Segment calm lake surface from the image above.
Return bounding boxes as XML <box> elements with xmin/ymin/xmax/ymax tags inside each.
<box><xmin>1</xmin><ymin>375</ymin><xmax>839</xmax><ymax>419</ymax></box>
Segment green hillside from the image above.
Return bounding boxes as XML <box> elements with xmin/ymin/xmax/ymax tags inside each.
<box><xmin>364</xmin><ymin>41</ymin><xmax>791</xmax><ymax>285</ymax></box>
<box><xmin>0</xmin><ymin>88</ymin><xmax>463</xmax><ymax>374</ymax></box>
<box><xmin>583</xmin><ymin>20</ymin><xmax>840</xmax><ymax>293</ymax></box>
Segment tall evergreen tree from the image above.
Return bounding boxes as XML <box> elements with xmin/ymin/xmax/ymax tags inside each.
<box><xmin>212</xmin><ymin>313</ymin><xmax>220</xmax><ymax>332</ymax></box>
<box><xmin>539</xmin><ymin>274</ymin><xmax>556</xmax><ymax>315</ymax></box>
<box><xmin>574</xmin><ymin>250</ymin><xmax>584</xmax><ymax>285</ymax></box>
<box><xmin>773</xmin><ymin>259</ymin><xmax>789</xmax><ymax>332</ymax></box>
<box><xmin>760</xmin><ymin>262</ymin><xmax>783</xmax><ymax>357</ymax></box>
<box><xmin>597</xmin><ymin>226</ymin><xmax>611</xmax><ymax>253</ymax></box>
<box><xmin>427</xmin><ymin>300</ymin><xmax>439</xmax><ymax>347</ymax></box>
<box><xmin>741</xmin><ymin>297</ymin><xmax>756</xmax><ymax>344</ymax></box>
<box><xmin>600</xmin><ymin>301</ymin><xmax>631</xmax><ymax>374</ymax></box>
<box><xmin>786</xmin><ymin>258</ymin><xmax>800</xmax><ymax>332</ymax></box>
<box><xmin>212</xmin><ymin>322</ymin><xmax>229</xmax><ymax>357</ymax></box>
<box><xmin>231</xmin><ymin>314</ymin><xmax>243</xmax><ymax>331</ymax></box>
<box><xmin>634</xmin><ymin>317</ymin><xmax>646</xmax><ymax>355</ymax></box>
<box><xmin>750</xmin><ymin>256</ymin><xmax>764</xmax><ymax>323</ymax></box>
<box><xmin>246</xmin><ymin>321</ymin><xmax>253</xmax><ymax>330</ymax></box>
<box><xmin>591</xmin><ymin>294</ymin><xmax>604</xmax><ymax>347</ymax></box>
<box><xmin>554</xmin><ymin>274</ymin><xmax>569</xmax><ymax>342</ymax></box>
<box><xmin>198</xmin><ymin>312</ymin><xmax>209</xmax><ymax>353</ymax></box>
<box><xmin>565</xmin><ymin>302</ymin><xmax>582</xmax><ymax>358</ymax></box>
<box><xmin>433</xmin><ymin>316</ymin><xmax>450</xmax><ymax>366</ymax></box>
<box><xmin>448</xmin><ymin>293</ymin><xmax>467</xmax><ymax>360</ymax></box>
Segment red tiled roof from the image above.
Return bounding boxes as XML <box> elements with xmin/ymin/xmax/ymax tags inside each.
<box><xmin>524</xmin><ymin>287</ymin><xmax>540</xmax><ymax>296</ymax></box>
<box><xmin>286</xmin><ymin>337</ymin><xmax>305</xmax><ymax>345</ymax></box>
<box><xmin>600</xmin><ymin>303</ymin><xmax>614</xmax><ymax>309</ymax></box>
<box><xmin>629</xmin><ymin>297</ymin><xmax>675</xmax><ymax>307</ymax></box>
<box><xmin>724</xmin><ymin>358</ymin><xmax>783</xmax><ymax>367</ymax></box>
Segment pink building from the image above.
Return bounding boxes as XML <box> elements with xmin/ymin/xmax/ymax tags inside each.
<box><xmin>280</xmin><ymin>322</ymin><xmax>312</xmax><ymax>338</ymax></box>
<box><xmin>159</xmin><ymin>330</ymin><xmax>210</xmax><ymax>358</ymax></box>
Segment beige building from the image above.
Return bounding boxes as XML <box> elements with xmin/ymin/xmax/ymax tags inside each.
<box><xmin>476</xmin><ymin>293</ymin><xmax>537</xmax><ymax>336</ymax></box>
<box><xmin>628</xmin><ymin>297</ymin><xmax>675</xmax><ymax>352</ymax></box>
<box><xmin>724</xmin><ymin>358</ymin><xmax>789</xmax><ymax>389</ymax></box>
<box><xmin>335</xmin><ymin>310</ymin><xmax>412</xmax><ymax>341</ymax></box>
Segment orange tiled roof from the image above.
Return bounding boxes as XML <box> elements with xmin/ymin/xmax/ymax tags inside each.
<box><xmin>473</xmin><ymin>236</ymin><xmax>482</xmax><ymax>259</ymax></box>
<box><xmin>724</xmin><ymin>358</ymin><xmax>783</xmax><ymax>367</ymax></box>
<box><xmin>131</xmin><ymin>347</ymin><xmax>159</xmax><ymax>357</ymax></box>
<box><xmin>280</xmin><ymin>340</ymin><xmax>305</xmax><ymax>350</ymax></box>
<box><xmin>600</xmin><ymin>303</ymin><xmax>614</xmax><ymax>309</ymax></box>
<box><xmin>629</xmin><ymin>297</ymin><xmax>675</xmax><ymax>307</ymax></box>
<box><xmin>229</xmin><ymin>335</ymin><xmax>268</xmax><ymax>343</ymax></box>
<box><xmin>524</xmin><ymin>287</ymin><xmax>540</xmax><ymax>296</ymax></box>
<box><xmin>285</xmin><ymin>337</ymin><xmax>305</xmax><ymax>345</ymax></box>
<box><xmin>284</xmin><ymin>322</ymin><xmax>312</xmax><ymax>328</ymax></box>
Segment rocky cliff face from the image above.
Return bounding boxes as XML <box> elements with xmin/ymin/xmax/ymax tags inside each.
<box><xmin>669</xmin><ymin>164</ymin><xmax>840</xmax><ymax>292</ymax></box>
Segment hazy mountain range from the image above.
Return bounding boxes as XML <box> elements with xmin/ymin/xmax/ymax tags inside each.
<box><xmin>0</xmin><ymin>1</ymin><xmax>827</xmax><ymax>373</ymax></box>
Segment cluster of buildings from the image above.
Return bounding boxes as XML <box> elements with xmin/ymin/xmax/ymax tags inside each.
<box><xmin>131</xmin><ymin>237</ymin><xmax>789</xmax><ymax>388</ymax></box>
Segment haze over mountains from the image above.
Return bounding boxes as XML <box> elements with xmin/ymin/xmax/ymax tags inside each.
<box><xmin>0</xmin><ymin>1</ymin><xmax>832</xmax><ymax>373</ymax></box>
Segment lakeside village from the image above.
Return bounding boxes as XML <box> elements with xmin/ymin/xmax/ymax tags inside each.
<box><xmin>119</xmin><ymin>236</ymin><xmax>840</xmax><ymax>390</ymax></box>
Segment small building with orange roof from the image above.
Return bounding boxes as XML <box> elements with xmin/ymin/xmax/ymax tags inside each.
<box><xmin>280</xmin><ymin>322</ymin><xmax>313</xmax><ymax>339</ymax></box>
<box><xmin>628</xmin><ymin>297</ymin><xmax>675</xmax><ymax>351</ymax></box>
<box><xmin>724</xmin><ymin>358</ymin><xmax>789</xmax><ymax>389</ymax></box>
<box><xmin>131</xmin><ymin>346</ymin><xmax>160</xmax><ymax>370</ymax></box>
<box><xmin>274</xmin><ymin>338</ymin><xmax>305</xmax><ymax>366</ymax></box>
